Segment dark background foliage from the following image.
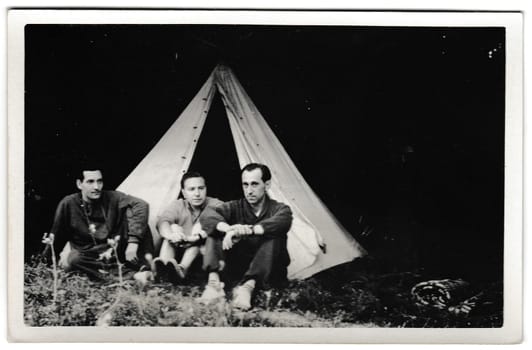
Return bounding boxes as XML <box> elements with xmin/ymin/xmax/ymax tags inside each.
<box><xmin>25</xmin><ymin>25</ymin><xmax>505</xmax><ymax>282</ymax></box>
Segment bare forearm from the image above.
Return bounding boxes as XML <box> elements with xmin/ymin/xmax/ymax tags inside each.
<box><xmin>158</xmin><ymin>221</ymin><xmax>175</xmax><ymax>239</ymax></box>
<box><xmin>216</xmin><ymin>222</ymin><xmax>231</xmax><ymax>233</ymax></box>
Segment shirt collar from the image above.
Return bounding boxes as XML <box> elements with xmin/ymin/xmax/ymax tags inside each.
<box><xmin>245</xmin><ymin>194</ymin><xmax>272</xmax><ymax>217</ymax></box>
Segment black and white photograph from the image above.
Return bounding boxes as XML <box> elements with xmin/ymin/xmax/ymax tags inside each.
<box><xmin>6</xmin><ymin>8</ymin><xmax>523</xmax><ymax>343</ymax></box>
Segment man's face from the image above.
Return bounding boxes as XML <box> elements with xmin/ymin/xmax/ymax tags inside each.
<box><xmin>77</xmin><ymin>170</ymin><xmax>104</xmax><ymax>202</ymax></box>
<box><xmin>182</xmin><ymin>177</ymin><xmax>207</xmax><ymax>208</ymax></box>
<box><xmin>242</xmin><ymin>168</ymin><xmax>270</xmax><ymax>205</ymax></box>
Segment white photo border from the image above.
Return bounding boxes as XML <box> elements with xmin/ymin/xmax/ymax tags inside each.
<box><xmin>7</xmin><ymin>9</ymin><xmax>523</xmax><ymax>343</ymax></box>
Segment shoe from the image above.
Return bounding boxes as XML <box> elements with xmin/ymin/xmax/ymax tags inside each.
<box><xmin>166</xmin><ymin>259</ymin><xmax>185</xmax><ymax>284</ymax></box>
<box><xmin>153</xmin><ymin>257</ymin><xmax>167</xmax><ymax>282</ymax></box>
<box><xmin>198</xmin><ymin>280</ymin><xmax>225</xmax><ymax>304</ymax></box>
<box><xmin>138</xmin><ymin>263</ymin><xmax>151</xmax><ymax>272</ymax></box>
<box><xmin>133</xmin><ymin>270</ymin><xmax>154</xmax><ymax>286</ymax></box>
<box><xmin>232</xmin><ymin>284</ymin><xmax>253</xmax><ymax>310</ymax></box>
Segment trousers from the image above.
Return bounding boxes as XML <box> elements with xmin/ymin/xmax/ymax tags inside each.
<box><xmin>62</xmin><ymin>244</ymin><xmax>112</xmax><ymax>280</ymax></box>
<box><xmin>61</xmin><ymin>241</ymin><xmax>148</xmax><ymax>280</ymax></box>
<box><xmin>203</xmin><ymin>235</ymin><xmax>290</xmax><ymax>289</ymax></box>
<box><xmin>57</xmin><ymin>226</ymin><xmax>154</xmax><ymax>280</ymax></box>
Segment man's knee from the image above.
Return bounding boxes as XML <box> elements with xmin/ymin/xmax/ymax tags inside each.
<box><xmin>256</xmin><ymin>237</ymin><xmax>287</xmax><ymax>256</ymax></box>
<box><xmin>63</xmin><ymin>249</ymin><xmax>82</xmax><ymax>271</ymax></box>
<box><xmin>253</xmin><ymin>237</ymin><xmax>290</xmax><ymax>271</ymax></box>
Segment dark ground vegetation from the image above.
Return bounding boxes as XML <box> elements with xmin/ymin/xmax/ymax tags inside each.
<box><xmin>24</xmin><ymin>253</ymin><xmax>503</xmax><ymax>328</ymax></box>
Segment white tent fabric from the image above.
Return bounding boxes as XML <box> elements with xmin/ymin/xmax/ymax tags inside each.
<box><xmin>118</xmin><ymin>65</ymin><xmax>366</xmax><ymax>279</ymax></box>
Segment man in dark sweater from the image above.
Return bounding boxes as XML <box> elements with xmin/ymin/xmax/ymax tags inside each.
<box><xmin>48</xmin><ymin>165</ymin><xmax>153</xmax><ymax>279</ymax></box>
<box><xmin>199</xmin><ymin>163</ymin><xmax>293</xmax><ymax>310</ymax></box>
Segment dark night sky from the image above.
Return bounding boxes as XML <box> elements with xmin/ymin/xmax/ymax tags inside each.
<box><xmin>24</xmin><ymin>25</ymin><xmax>505</xmax><ymax>281</ymax></box>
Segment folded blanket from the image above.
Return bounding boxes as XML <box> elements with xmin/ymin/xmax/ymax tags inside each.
<box><xmin>411</xmin><ymin>279</ymin><xmax>470</xmax><ymax>309</ymax></box>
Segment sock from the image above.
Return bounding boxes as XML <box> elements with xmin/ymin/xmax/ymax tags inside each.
<box><xmin>208</xmin><ymin>272</ymin><xmax>220</xmax><ymax>284</ymax></box>
<box><xmin>243</xmin><ymin>279</ymin><xmax>256</xmax><ymax>290</ymax></box>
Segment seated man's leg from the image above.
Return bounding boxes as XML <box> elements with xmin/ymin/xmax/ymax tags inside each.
<box><xmin>157</xmin><ymin>244</ymin><xmax>199</xmax><ymax>283</ymax></box>
<box><xmin>232</xmin><ymin>236</ymin><xmax>289</xmax><ymax>310</ymax></box>
<box><xmin>119</xmin><ymin>216</ymin><xmax>154</xmax><ymax>272</ymax></box>
<box><xmin>198</xmin><ymin>236</ymin><xmax>225</xmax><ymax>302</ymax></box>
<box><xmin>202</xmin><ymin>236</ymin><xmax>224</xmax><ymax>273</ymax></box>
<box><xmin>64</xmin><ymin>245</ymin><xmax>108</xmax><ymax>280</ymax></box>
<box><xmin>153</xmin><ymin>239</ymin><xmax>178</xmax><ymax>282</ymax></box>
<box><xmin>242</xmin><ymin>236</ymin><xmax>290</xmax><ymax>289</ymax></box>
<box><xmin>179</xmin><ymin>246</ymin><xmax>200</xmax><ymax>276</ymax></box>
<box><xmin>158</xmin><ymin>239</ymin><xmax>176</xmax><ymax>261</ymax></box>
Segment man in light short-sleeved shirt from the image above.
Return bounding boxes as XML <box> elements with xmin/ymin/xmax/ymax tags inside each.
<box><xmin>154</xmin><ymin>171</ymin><xmax>222</xmax><ymax>283</ymax></box>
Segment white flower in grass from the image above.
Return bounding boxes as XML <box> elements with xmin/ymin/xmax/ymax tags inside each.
<box><xmin>107</xmin><ymin>235</ymin><xmax>121</xmax><ymax>248</ymax></box>
<box><xmin>98</xmin><ymin>248</ymin><xmax>114</xmax><ymax>261</ymax></box>
<box><xmin>42</xmin><ymin>232</ymin><xmax>55</xmax><ymax>245</ymax></box>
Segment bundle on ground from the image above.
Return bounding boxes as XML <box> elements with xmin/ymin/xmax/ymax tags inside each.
<box><xmin>411</xmin><ymin>279</ymin><xmax>470</xmax><ymax>309</ymax></box>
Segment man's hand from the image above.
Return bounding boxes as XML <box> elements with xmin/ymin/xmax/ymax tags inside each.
<box><xmin>168</xmin><ymin>224</ymin><xmax>186</xmax><ymax>243</ymax></box>
<box><xmin>222</xmin><ymin>231</ymin><xmax>236</xmax><ymax>250</ymax></box>
<box><xmin>230</xmin><ymin>224</ymin><xmax>253</xmax><ymax>236</ymax></box>
<box><xmin>189</xmin><ymin>222</ymin><xmax>207</xmax><ymax>242</ymax></box>
<box><xmin>189</xmin><ymin>230</ymin><xmax>207</xmax><ymax>242</ymax></box>
<box><xmin>125</xmin><ymin>242</ymin><xmax>139</xmax><ymax>264</ymax></box>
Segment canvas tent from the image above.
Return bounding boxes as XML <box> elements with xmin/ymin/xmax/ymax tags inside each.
<box><xmin>117</xmin><ymin>65</ymin><xmax>366</xmax><ymax>279</ymax></box>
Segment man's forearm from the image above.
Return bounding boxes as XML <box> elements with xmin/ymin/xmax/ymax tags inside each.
<box><xmin>216</xmin><ymin>222</ymin><xmax>231</xmax><ymax>233</ymax></box>
<box><xmin>157</xmin><ymin>221</ymin><xmax>174</xmax><ymax>239</ymax></box>
<box><xmin>126</xmin><ymin>196</ymin><xmax>149</xmax><ymax>239</ymax></box>
<box><xmin>216</xmin><ymin>222</ymin><xmax>263</xmax><ymax>236</ymax></box>
<box><xmin>257</xmin><ymin>206</ymin><xmax>293</xmax><ymax>237</ymax></box>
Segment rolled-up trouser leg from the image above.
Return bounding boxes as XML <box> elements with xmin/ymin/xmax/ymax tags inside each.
<box><xmin>202</xmin><ymin>236</ymin><xmax>224</xmax><ymax>272</ymax></box>
<box><xmin>241</xmin><ymin>237</ymin><xmax>290</xmax><ymax>289</ymax></box>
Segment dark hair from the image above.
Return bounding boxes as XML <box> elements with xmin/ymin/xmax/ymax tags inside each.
<box><xmin>180</xmin><ymin>171</ymin><xmax>206</xmax><ymax>189</ymax></box>
<box><xmin>241</xmin><ymin>163</ymin><xmax>271</xmax><ymax>182</ymax></box>
<box><xmin>76</xmin><ymin>161</ymin><xmax>105</xmax><ymax>182</ymax></box>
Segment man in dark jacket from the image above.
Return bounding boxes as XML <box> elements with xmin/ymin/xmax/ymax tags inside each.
<box><xmin>199</xmin><ymin>163</ymin><xmax>293</xmax><ymax>310</ymax></box>
<box><xmin>48</xmin><ymin>164</ymin><xmax>153</xmax><ymax>279</ymax></box>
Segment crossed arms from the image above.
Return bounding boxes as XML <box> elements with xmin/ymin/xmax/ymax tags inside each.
<box><xmin>200</xmin><ymin>200</ymin><xmax>293</xmax><ymax>250</ymax></box>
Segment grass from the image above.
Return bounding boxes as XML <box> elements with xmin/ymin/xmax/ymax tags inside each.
<box><xmin>24</xmin><ymin>256</ymin><xmax>503</xmax><ymax>327</ymax></box>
